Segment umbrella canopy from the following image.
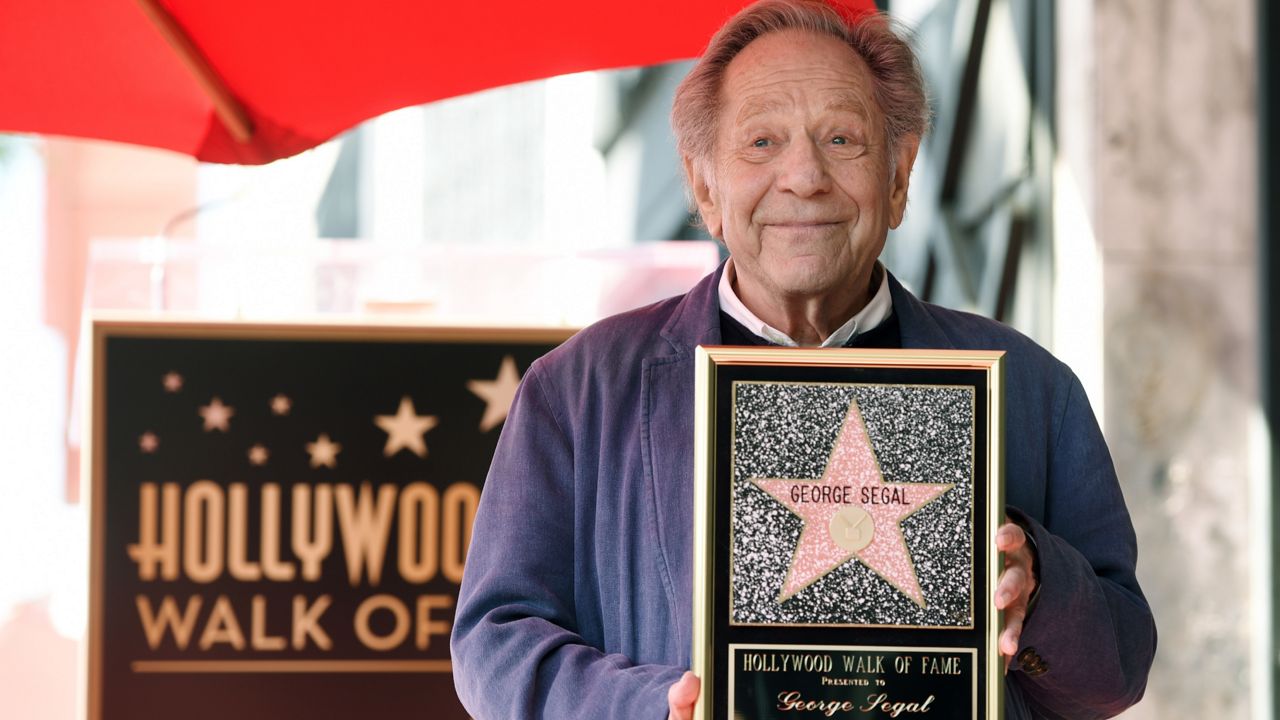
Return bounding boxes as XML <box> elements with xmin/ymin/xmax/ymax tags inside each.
<box><xmin>1</xmin><ymin>0</ymin><xmax>876</xmax><ymax>165</ymax></box>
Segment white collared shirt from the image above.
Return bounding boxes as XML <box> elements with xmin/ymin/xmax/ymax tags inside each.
<box><xmin>717</xmin><ymin>258</ymin><xmax>893</xmax><ymax>347</ymax></box>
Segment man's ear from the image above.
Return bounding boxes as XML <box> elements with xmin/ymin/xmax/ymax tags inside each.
<box><xmin>683</xmin><ymin>155</ymin><xmax>723</xmax><ymax>238</ymax></box>
<box><xmin>888</xmin><ymin>134</ymin><xmax>921</xmax><ymax>229</ymax></box>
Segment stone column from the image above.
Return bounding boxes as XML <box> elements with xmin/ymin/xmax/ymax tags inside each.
<box><xmin>1071</xmin><ymin>0</ymin><xmax>1261</xmax><ymax>716</ymax></box>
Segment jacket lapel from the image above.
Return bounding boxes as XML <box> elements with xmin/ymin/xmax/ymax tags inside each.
<box><xmin>887</xmin><ymin>272</ymin><xmax>957</xmax><ymax>350</ymax></box>
<box><xmin>640</xmin><ymin>264</ymin><xmax>723</xmax><ymax>660</ymax></box>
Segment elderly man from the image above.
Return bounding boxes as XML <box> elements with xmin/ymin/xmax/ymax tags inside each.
<box><xmin>451</xmin><ymin>1</ymin><xmax>1156</xmax><ymax>718</ymax></box>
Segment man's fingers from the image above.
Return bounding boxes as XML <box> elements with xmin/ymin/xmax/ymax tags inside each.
<box><xmin>1001</xmin><ymin>604</ymin><xmax>1026</xmax><ymax>657</ymax></box>
<box><xmin>995</xmin><ymin>520</ymin><xmax>1038</xmax><ymax>675</ymax></box>
<box><xmin>995</xmin><ymin>520</ymin><xmax>1033</xmax><ymax>676</ymax></box>
<box><xmin>1001</xmin><ymin>601</ymin><xmax>1026</xmax><ymax>676</ymax></box>
<box><xmin>670</xmin><ymin>671</ymin><xmax>699</xmax><ymax>703</ymax></box>
<box><xmin>995</xmin><ymin>522</ymin><xmax>1026</xmax><ymax>553</ymax></box>
<box><xmin>995</xmin><ymin>564</ymin><xmax>1028</xmax><ymax>609</ymax></box>
<box><xmin>667</xmin><ymin>671</ymin><xmax>700</xmax><ymax>720</ymax></box>
<box><xmin>996</xmin><ymin>520</ymin><xmax>1036</xmax><ymax>608</ymax></box>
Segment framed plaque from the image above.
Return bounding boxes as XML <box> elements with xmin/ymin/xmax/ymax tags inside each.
<box><xmin>693</xmin><ymin>347</ymin><xmax>1004</xmax><ymax>719</ymax></box>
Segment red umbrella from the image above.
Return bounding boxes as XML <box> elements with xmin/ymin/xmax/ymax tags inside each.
<box><xmin>1</xmin><ymin>0</ymin><xmax>875</xmax><ymax>165</ymax></box>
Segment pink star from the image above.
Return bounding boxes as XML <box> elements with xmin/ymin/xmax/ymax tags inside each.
<box><xmin>753</xmin><ymin>399</ymin><xmax>953</xmax><ymax>607</ymax></box>
<box><xmin>306</xmin><ymin>433</ymin><xmax>341</xmax><ymax>469</ymax></box>
<box><xmin>270</xmin><ymin>394</ymin><xmax>292</xmax><ymax>416</ymax></box>
<box><xmin>248</xmin><ymin>444</ymin><xmax>270</xmax><ymax>466</ymax></box>
<box><xmin>199</xmin><ymin>397</ymin><xmax>234</xmax><ymax>432</ymax></box>
<box><xmin>162</xmin><ymin>372</ymin><xmax>183</xmax><ymax>393</ymax></box>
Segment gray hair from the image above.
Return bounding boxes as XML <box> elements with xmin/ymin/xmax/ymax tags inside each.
<box><xmin>671</xmin><ymin>0</ymin><xmax>930</xmax><ymax>179</ymax></box>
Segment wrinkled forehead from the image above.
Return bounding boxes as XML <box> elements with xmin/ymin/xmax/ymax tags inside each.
<box><xmin>717</xmin><ymin>30</ymin><xmax>883</xmax><ymax>135</ymax></box>
<box><xmin>732</xmin><ymin>88</ymin><xmax>876</xmax><ymax>128</ymax></box>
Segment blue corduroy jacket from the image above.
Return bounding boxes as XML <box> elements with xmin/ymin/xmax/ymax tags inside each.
<box><xmin>452</xmin><ymin>265</ymin><xmax>1155</xmax><ymax>719</ymax></box>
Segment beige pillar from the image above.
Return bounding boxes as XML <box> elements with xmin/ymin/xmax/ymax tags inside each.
<box><xmin>1065</xmin><ymin>1</ymin><xmax>1261</xmax><ymax>716</ymax></box>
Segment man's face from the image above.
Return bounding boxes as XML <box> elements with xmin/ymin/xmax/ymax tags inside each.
<box><xmin>687</xmin><ymin>30</ymin><xmax>918</xmax><ymax>304</ymax></box>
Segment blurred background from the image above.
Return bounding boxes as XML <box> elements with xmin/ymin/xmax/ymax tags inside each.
<box><xmin>0</xmin><ymin>0</ymin><xmax>1272</xmax><ymax>717</ymax></box>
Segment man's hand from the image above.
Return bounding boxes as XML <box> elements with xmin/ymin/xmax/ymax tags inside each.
<box><xmin>995</xmin><ymin>520</ymin><xmax>1038</xmax><ymax>673</ymax></box>
<box><xmin>667</xmin><ymin>671</ymin><xmax>700</xmax><ymax>720</ymax></box>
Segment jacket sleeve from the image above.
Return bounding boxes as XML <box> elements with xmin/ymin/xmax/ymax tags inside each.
<box><xmin>1009</xmin><ymin>374</ymin><xmax>1157</xmax><ymax>718</ymax></box>
<box><xmin>450</xmin><ymin>363</ymin><xmax>684</xmax><ymax>720</ymax></box>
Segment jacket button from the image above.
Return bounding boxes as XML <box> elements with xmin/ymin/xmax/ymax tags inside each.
<box><xmin>1017</xmin><ymin>647</ymin><xmax>1048</xmax><ymax>675</ymax></box>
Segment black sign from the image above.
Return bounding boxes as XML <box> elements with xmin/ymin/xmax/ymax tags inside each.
<box><xmin>88</xmin><ymin>320</ymin><xmax>568</xmax><ymax>720</ymax></box>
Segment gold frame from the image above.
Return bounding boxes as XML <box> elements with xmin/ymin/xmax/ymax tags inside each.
<box><xmin>84</xmin><ymin>316</ymin><xmax>574</xmax><ymax>720</ymax></box>
<box><xmin>692</xmin><ymin>346</ymin><xmax>1005</xmax><ymax>720</ymax></box>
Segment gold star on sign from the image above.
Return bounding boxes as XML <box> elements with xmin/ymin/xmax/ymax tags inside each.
<box><xmin>374</xmin><ymin>396</ymin><xmax>438</xmax><ymax>458</ymax></box>
<box><xmin>270</xmin><ymin>394</ymin><xmax>292</xmax><ymax>416</ymax></box>
<box><xmin>248</xmin><ymin>444</ymin><xmax>270</xmax><ymax>466</ymax></box>
<box><xmin>139</xmin><ymin>432</ymin><xmax>159</xmax><ymax>454</ymax></box>
<box><xmin>162</xmin><ymin>372</ymin><xmax>183</xmax><ymax>393</ymax></box>
<box><xmin>467</xmin><ymin>355</ymin><xmax>522</xmax><ymax>432</ymax></box>
<box><xmin>199</xmin><ymin>397</ymin><xmax>234</xmax><ymax>432</ymax></box>
<box><xmin>306</xmin><ymin>433</ymin><xmax>341</xmax><ymax>469</ymax></box>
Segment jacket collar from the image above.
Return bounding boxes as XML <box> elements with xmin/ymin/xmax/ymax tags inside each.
<box><xmin>659</xmin><ymin>261</ymin><xmax>957</xmax><ymax>353</ymax></box>
<box><xmin>659</xmin><ymin>260</ymin><xmax>725</xmax><ymax>355</ymax></box>
<box><xmin>886</xmin><ymin>272</ymin><xmax>956</xmax><ymax>350</ymax></box>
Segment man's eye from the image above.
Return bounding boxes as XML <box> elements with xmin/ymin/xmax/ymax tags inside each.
<box><xmin>752</xmin><ymin>138</ymin><xmax>771</xmax><ymax>148</ymax></box>
<box><xmin>831</xmin><ymin>136</ymin><xmax>848</xmax><ymax>145</ymax></box>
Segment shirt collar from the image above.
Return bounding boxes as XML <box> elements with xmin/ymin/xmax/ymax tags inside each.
<box><xmin>717</xmin><ymin>258</ymin><xmax>893</xmax><ymax>348</ymax></box>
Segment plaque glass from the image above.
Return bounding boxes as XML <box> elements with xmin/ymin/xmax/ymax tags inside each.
<box><xmin>693</xmin><ymin>347</ymin><xmax>1005</xmax><ymax>720</ymax></box>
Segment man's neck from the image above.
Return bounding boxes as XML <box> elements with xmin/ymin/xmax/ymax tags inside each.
<box><xmin>729</xmin><ymin>264</ymin><xmax>880</xmax><ymax>346</ymax></box>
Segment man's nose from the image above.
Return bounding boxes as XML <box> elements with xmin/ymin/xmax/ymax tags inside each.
<box><xmin>775</xmin><ymin>139</ymin><xmax>832</xmax><ymax>197</ymax></box>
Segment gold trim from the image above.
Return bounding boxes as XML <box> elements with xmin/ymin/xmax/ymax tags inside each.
<box><xmin>692</xmin><ymin>348</ymin><xmax>715</xmax><ymax>720</ymax></box>
<box><xmin>130</xmin><ymin>660</ymin><xmax>452</xmax><ymax>674</ymax></box>
<box><xmin>987</xmin><ymin>355</ymin><xmax>1006</xmax><ymax>720</ymax></box>
<box><xmin>86</xmin><ymin>313</ymin><xmax>576</xmax><ymax>345</ymax></box>
<box><xmin>86</xmin><ymin>321</ymin><xmax>108</xmax><ymax>720</ymax></box>
<box><xmin>698</xmin><ymin>345</ymin><xmax>1005</xmax><ymax>370</ymax></box>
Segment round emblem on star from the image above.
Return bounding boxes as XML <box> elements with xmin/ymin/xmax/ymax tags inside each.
<box><xmin>829</xmin><ymin>505</ymin><xmax>874</xmax><ymax>553</ymax></box>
